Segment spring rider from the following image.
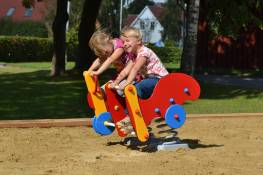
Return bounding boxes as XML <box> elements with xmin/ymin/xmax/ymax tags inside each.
<box><xmin>83</xmin><ymin>71</ymin><xmax>201</xmax><ymax>149</ymax></box>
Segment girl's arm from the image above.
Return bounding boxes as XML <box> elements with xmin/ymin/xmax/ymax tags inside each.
<box><xmin>88</xmin><ymin>58</ymin><xmax>101</xmax><ymax>72</ymax></box>
<box><xmin>92</xmin><ymin>48</ymin><xmax>124</xmax><ymax>75</ymax></box>
<box><xmin>119</xmin><ymin>56</ymin><xmax>147</xmax><ymax>89</ymax></box>
<box><xmin>111</xmin><ymin>60</ymin><xmax>134</xmax><ymax>86</ymax></box>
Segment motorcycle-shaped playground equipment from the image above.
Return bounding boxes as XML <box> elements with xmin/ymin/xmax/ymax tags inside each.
<box><xmin>83</xmin><ymin>71</ymin><xmax>201</xmax><ymax>142</ymax></box>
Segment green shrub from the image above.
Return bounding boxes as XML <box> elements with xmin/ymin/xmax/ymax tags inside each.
<box><xmin>0</xmin><ymin>32</ymin><xmax>182</xmax><ymax>63</ymax></box>
<box><xmin>0</xmin><ymin>18</ymin><xmax>48</xmax><ymax>38</ymax></box>
<box><xmin>148</xmin><ymin>45</ymin><xmax>182</xmax><ymax>63</ymax></box>
<box><xmin>66</xmin><ymin>27</ymin><xmax>182</xmax><ymax>63</ymax></box>
<box><xmin>66</xmin><ymin>27</ymin><xmax>79</xmax><ymax>60</ymax></box>
<box><xmin>0</xmin><ymin>36</ymin><xmax>53</xmax><ymax>62</ymax></box>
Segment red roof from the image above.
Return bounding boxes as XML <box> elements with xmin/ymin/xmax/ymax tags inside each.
<box><xmin>0</xmin><ymin>0</ymin><xmax>48</xmax><ymax>22</ymax></box>
<box><xmin>148</xmin><ymin>4</ymin><xmax>165</xmax><ymax>21</ymax></box>
<box><xmin>125</xmin><ymin>14</ymin><xmax>137</xmax><ymax>26</ymax></box>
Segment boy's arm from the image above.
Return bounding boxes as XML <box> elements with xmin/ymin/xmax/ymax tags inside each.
<box><xmin>93</xmin><ymin>48</ymin><xmax>124</xmax><ymax>75</ymax></box>
<box><xmin>113</xmin><ymin>60</ymin><xmax>134</xmax><ymax>84</ymax></box>
<box><xmin>88</xmin><ymin>58</ymin><xmax>101</xmax><ymax>72</ymax></box>
<box><xmin>119</xmin><ymin>56</ymin><xmax>147</xmax><ymax>88</ymax></box>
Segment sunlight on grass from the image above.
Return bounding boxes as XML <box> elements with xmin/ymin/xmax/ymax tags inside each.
<box><xmin>0</xmin><ymin>62</ymin><xmax>75</xmax><ymax>74</ymax></box>
<box><xmin>0</xmin><ymin>62</ymin><xmax>263</xmax><ymax>120</ymax></box>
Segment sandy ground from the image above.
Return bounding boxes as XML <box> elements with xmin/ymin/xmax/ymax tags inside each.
<box><xmin>0</xmin><ymin>117</ymin><xmax>263</xmax><ymax>175</ymax></box>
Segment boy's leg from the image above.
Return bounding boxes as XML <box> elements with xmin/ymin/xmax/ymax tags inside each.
<box><xmin>135</xmin><ymin>77</ymin><xmax>160</xmax><ymax>99</ymax></box>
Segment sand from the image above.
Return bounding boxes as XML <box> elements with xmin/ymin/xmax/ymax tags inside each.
<box><xmin>0</xmin><ymin>117</ymin><xmax>262</xmax><ymax>175</ymax></box>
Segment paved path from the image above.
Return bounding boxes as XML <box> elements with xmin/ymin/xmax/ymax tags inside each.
<box><xmin>197</xmin><ymin>74</ymin><xmax>263</xmax><ymax>89</ymax></box>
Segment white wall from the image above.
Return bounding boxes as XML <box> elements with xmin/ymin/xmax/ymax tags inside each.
<box><xmin>131</xmin><ymin>7</ymin><xmax>163</xmax><ymax>43</ymax></box>
<box><xmin>153</xmin><ymin>0</ymin><xmax>167</xmax><ymax>3</ymax></box>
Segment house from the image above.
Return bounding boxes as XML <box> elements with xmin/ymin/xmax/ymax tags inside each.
<box><xmin>125</xmin><ymin>4</ymin><xmax>165</xmax><ymax>44</ymax></box>
<box><xmin>0</xmin><ymin>0</ymin><xmax>48</xmax><ymax>22</ymax></box>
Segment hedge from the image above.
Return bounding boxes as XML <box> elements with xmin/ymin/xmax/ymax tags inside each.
<box><xmin>148</xmin><ymin>45</ymin><xmax>182</xmax><ymax>63</ymax></box>
<box><xmin>0</xmin><ymin>36</ymin><xmax>182</xmax><ymax>63</ymax></box>
<box><xmin>0</xmin><ymin>36</ymin><xmax>53</xmax><ymax>62</ymax></box>
<box><xmin>0</xmin><ymin>18</ymin><xmax>48</xmax><ymax>38</ymax></box>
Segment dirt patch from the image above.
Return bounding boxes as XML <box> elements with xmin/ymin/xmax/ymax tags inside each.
<box><xmin>0</xmin><ymin>118</ymin><xmax>262</xmax><ymax>175</ymax></box>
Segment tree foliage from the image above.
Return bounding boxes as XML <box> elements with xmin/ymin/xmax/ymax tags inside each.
<box><xmin>161</xmin><ymin>0</ymin><xmax>183</xmax><ymax>43</ymax></box>
<box><xmin>68</xmin><ymin>0</ymin><xmax>85</xmax><ymax>28</ymax></box>
<box><xmin>97</xmin><ymin>0</ymin><xmax>121</xmax><ymax>36</ymax></box>
<box><xmin>205</xmin><ymin>0</ymin><xmax>263</xmax><ymax>38</ymax></box>
<box><xmin>127</xmin><ymin>0</ymin><xmax>154</xmax><ymax>14</ymax></box>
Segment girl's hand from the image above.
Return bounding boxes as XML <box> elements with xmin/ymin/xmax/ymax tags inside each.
<box><xmin>89</xmin><ymin>71</ymin><xmax>98</xmax><ymax>76</ymax></box>
<box><xmin>108</xmin><ymin>82</ymin><xmax>118</xmax><ymax>89</ymax></box>
<box><xmin>116</xmin><ymin>83</ymin><xmax>127</xmax><ymax>91</ymax></box>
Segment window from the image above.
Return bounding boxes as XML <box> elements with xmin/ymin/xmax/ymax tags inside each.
<box><xmin>6</xmin><ymin>8</ymin><xmax>15</xmax><ymax>17</ymax></box>
<box><xmin>24</xmin><ymin>8</ymin><xmax>33</xmax><ymax>17</ymax></box>
<box><xmin>140</xmin><ymin>21</ymin><xmax>145</xmax><ymax>29</ymax></box>
<box><xmin>150</xmin><ymin>22</ymin><xmax>155</xmax><ymax>30</ymax></box>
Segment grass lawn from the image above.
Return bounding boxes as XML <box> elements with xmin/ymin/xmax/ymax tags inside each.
<box><xmin>0</xmin><ymin>62</ymin><xmax>263</xmax><ymax>120</ymax></box>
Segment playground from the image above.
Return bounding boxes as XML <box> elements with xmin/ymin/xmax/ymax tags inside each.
<box><xmin>0</xmin><ymin>116</ymin><xmax>262</xmax><ymax>175</ymax></box>
<box><xmin>1</xmin><ymin>62</ymin><xmax>263</xmax><ymax>174</ymax></box>
<box><xmin>1</xmin><ymin>1</ymin><xmax>263</xmax><ymax>174</ymax></box>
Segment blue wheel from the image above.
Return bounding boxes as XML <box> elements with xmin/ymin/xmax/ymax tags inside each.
<box><xmin>93</xmin><ymin>112</ymin><xmax>115</xmax><ymax>135</ymax></box>
<box><xmin>165</xmin><ymin>104</ymin><xmax>186</xmax><ymax>129</ymax></box>
<box><xmin>92</xmin><ymin>116</ymin><xmax>99</xmax><ymax>133</ymax></box>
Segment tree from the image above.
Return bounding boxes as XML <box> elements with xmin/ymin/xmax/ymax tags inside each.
<box><xmin>98</xmin><ymin>0</ymin><xmax>121</xmax><ymax>36</ymax></box>
<box><xmin>161</xmin><ymin>0</ymin><xmax>183</xmax><ymax>44</ymax></box>
<box><xmin>206</xmin><ymin>0</ymin><xmax>263</xmax><ymax>38</ymax></box>
<box><xmin>127</xmin><ymin>0</ymin><xmax>154</xmax><ymax>14</ymax></box>
<box><xmin>23</xmin><ymin>0</ymin><xmax>69</xmax><ymax>76</ymax></box>
<box><xmin>180</xmin><ymin>0</ymin><xmax>200</xmax><ymax>75</ymax></box>
<box><xmin>50</xmin><ymin>0</ymin><xmax>69</xmax><ymax>76</ymax></box>
<box><xmin>42</xmin><ymin>0</ymin><xmax>56</xmax><ymax>37</ymax></box>
<box><xmin>180</xmin><ymin>0</ymin><xmax>263</xmax><ymax>74</ymax></box>
<box><xmin>75</xmin><ymin>0</ymin><xmax>102</xmax><ymax>71</ymax></box>
<box><xmin>68</xmin><ymin>0</ymin><xmax>85</xmax><ymax>28</ymax></box>
<box><xmin>23</xmin><ymin>0</ymin><xmax>102</xmax><ymax>74</ymax></box>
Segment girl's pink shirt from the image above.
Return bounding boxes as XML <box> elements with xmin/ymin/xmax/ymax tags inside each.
<box><xmin>136</xmin><ymin>45</ymin><xmax>169</xmax><ymax>78</ymax></box>
<box><xmin>113</xmin><ymin>38</ymin><xmax>136</xmax><ymax>64</ymax></box>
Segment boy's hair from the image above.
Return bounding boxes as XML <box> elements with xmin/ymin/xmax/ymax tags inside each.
<box><xmin>121</xmin><ymin>26</ymin><xmax>142</xmax><ymax>41</ymax></box>
<box><xmin>89</xmin><ymin>30</ymin><xmax>112</xmax><ymax>58</ymax></box>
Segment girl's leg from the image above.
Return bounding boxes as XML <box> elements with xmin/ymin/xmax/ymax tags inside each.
<box><xmin>135</xmin><ymin>77</ymin><xmax>159</xmax><ymax>99</ymax></box>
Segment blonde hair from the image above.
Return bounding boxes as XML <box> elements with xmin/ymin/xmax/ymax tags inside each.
<box><xmin>89</xmin><ymin>30</ymin><xmax>112</xmax><ymax>58</ymax></box>
<box><xmin>121</xmin><ymin>26</ymin><xmax>142</xmax><ymax>41</ymax></box>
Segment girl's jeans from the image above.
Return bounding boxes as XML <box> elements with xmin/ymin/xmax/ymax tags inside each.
<box><xmin>135</xmin><ymin>77</ymin><xmax>160</xmax><ymax>99</ymax></box>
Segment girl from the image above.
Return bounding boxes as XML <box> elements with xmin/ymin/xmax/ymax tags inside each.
<box><xmin>111</xmin><ymin>27</ymin><xmax>169</xmax><ymax>134</ymax></box>
<box><xmin>88</xmin><ymin>30</ymin><xmax>135</xmax><ymax>78</ymax></box>
<box><xmin>112</xmin><ymin>26</ymin><xmax>169</xmax><ymax>99</ymax></box>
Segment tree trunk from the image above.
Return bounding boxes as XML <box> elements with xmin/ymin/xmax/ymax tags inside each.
<box><xmin>75</xmin><ymin>0</ymin><xmax>102</xmax><ymax>71</ymax></box>
<box><xmin>180</xmin><ymin>0</ymin><xmax>200</xmax><ymax>75</ymax></box>
<box><xmin>51</xmin><ymin>0</ymin><xmax>69</xmax><ymax>76</ymax></box>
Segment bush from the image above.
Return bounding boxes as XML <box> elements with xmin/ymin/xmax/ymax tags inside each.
<box><xmin>66</xmin><ymin>27</ymin><xmax>182</xmax><ymax>63</ymax></box>
<box><xmin>0</xmin><ymin>18</ymin><xmax>48</xmax><ymax>38</ymax></box>
<box><xmin>66</xmin><ymin>27</ymin><xmax>79</xmax><ymax>60</ymax></box>
<box><xmin>148</xmin><ymin>45</ymin><xmax>182</xmax><ymax>63</ymax></box>
<box><xmin>0</xmin><ymin>33</ymin><xmax>182</xmax><ymax>63</ymax></box>
<box><xmin>0</xmin><ymin>36</ymin><xmax>53</xmax><ymax>62</ymax></box>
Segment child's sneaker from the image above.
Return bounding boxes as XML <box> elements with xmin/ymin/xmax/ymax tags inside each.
<box><xmin>116</xmin><ymin>116</ymin><xmax>131</xmax><ymax>127</ymax></box>
<box><xmin>117</xmin><ymin>116</ymin><xmax>134</xmax><ymax>134</ymax></box>
<box><xmin>120</xmin><ymin>125</ymin><xmax>134</xmax><ymax>134</ymax></box>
